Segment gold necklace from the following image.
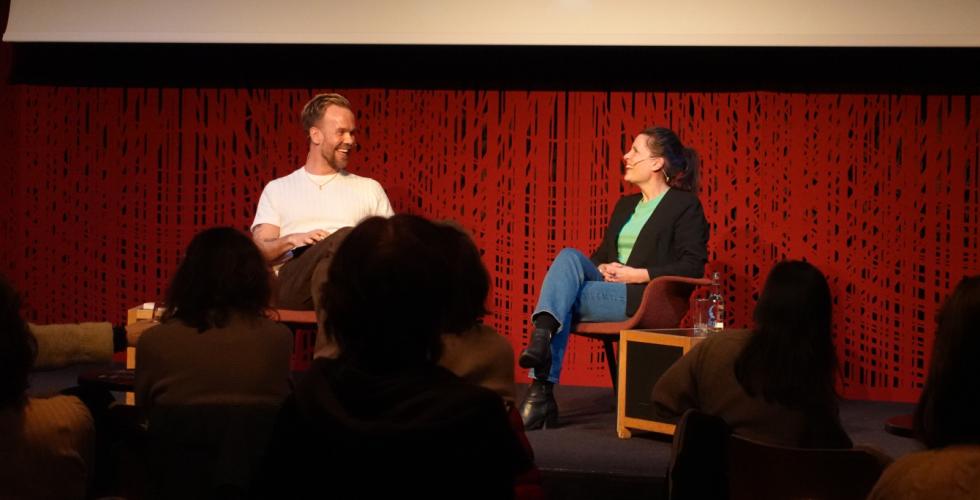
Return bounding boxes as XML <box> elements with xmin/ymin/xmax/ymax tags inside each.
<box><xmin>307</xmin><ymin>172</ymin><xmax>340</xmax><ymax>191</ymax></box>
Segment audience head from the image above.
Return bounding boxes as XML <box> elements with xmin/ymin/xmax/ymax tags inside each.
<box><xmin>0</xmin><ymin>275</ymin><xmax>36</xmax><ymax>410</ymax></box>
<box><xmin>435</xmin><ymin>221</ymin><xmax>490</xmax><ymax>335</ymax></box>
<box><xmin>162</xmin><ymin>227</ymin><xmax>272</xmax><ymax>332</ymax></box>
<box><xmin>319</xmin><ymin>214</ymin><xmax>488</xmax><ymax>373</ymax></box>
<box><xmin>914</xmin><ymin>275</ymin><xmax>980</xmax><ymax>448</ymax></box>
<box><xmin>640</xmin><ymin>126</ymin><xmax>700</xmax><ymax>192</ymax></box>
<box><xmin>735</xmin><ymin>260</ymin><xmax>838</xmax><ymax>410</ymax></box>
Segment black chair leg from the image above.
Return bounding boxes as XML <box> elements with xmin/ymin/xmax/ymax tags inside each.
<box><xmin>603</xmin><ymin>339</ymin><xmax>618</xmax><ymax>394</ymax></box>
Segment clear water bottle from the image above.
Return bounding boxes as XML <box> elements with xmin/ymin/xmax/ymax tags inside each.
<box><xmin>708</xmin><ymin>271</ymin><xmax>725</xmax><ymax>331</ymax></box>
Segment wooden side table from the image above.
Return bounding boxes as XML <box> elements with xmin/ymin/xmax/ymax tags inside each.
<box><xmin>124</xmin><ymin>304</ymin><xmax>160</xmax><ymax>405</ymax></box>
<box><xmin>617</xmin><ymin>328</ymin><xmax>707</xmax><ymax>438</ymax></box>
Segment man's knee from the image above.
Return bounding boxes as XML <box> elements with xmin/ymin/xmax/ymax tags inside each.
<box><xmin>310</xmin><ymin>226</ymin><xmax>353</xmax><ymax>310</ymax></box>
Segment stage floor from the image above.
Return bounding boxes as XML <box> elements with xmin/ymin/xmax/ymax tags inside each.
<box><xmin>521</xmin><ymin>383</ymin><xmax>922</xmax><ymax>499</ymax></box>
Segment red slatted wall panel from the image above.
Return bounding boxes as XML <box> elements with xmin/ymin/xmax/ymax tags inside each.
<box><xmin>1</xmin><ymin>87</ymin><xmax>977</xmax><ymax>401</ymax></box>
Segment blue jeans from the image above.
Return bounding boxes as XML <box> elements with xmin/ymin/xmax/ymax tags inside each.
<box><xmin>531</xmin><ymin>248</ymin><xmax>628</xmax><ymax>383</ymax></box>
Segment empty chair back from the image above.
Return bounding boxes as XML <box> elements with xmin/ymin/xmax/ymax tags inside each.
<box><xmin>727</xmin><ymin>433</ymin><xmax>892</xmax><ymax>500</ymax></box>
<box><xmin>668</xmin><ymin>409</ymin><xmax>730</xmax><ymax>500</ymax></box>
<box><xmin>144</xmin><ymin>404</ymin><xmax>280</xmax><ymax>500</ymax></box>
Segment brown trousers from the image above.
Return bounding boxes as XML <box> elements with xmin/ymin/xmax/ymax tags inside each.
<box><xmin>274</xmin><ymin>227</ymin><xmax>353</xmax><ymax>310</ymax></box>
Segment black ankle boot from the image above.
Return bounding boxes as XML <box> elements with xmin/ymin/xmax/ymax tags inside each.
<box><xmin>518</xmin><ymin>379</ymin><xmax>558</xmax><ymax>430</ymax></box>
<box><xmin>519</xmin><ymin>328</ymin><xmax>552</xmax><ymax>369</ymax></box>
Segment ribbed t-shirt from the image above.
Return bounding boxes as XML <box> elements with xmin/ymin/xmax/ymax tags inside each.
<box><xmin>251</xmin><ymin>167</ymin><xmax>394</xmax><ymax>236</ymax></box>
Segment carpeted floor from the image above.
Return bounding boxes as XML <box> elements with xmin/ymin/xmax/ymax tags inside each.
<box><xmin>520</xmin><ymin>383</ymin><xmax>922</xmax><ymax>499</ymax></box>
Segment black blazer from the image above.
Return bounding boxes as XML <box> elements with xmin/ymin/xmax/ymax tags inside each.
<box><xmin>590</xmin><ymin>189</ymin><xmax>709</xmax><ymax>316</ymax></box>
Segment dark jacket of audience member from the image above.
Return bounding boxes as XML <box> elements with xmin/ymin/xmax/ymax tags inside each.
<box><xmin>869</xmin><ymin>276</ymin><xmax>980</xmax><ymax>499</ymax></box>
<box><xmin>652</xmin><ymin>261</ymin><xmax>852</xmax><ymax>449</ymax></box>
<box><xmin>132</xmin><ymin>227</ymin><xmax>292</xmax><ymax>500</ymax></box>
<box><xmin>134</xmin><ymin>227</ymin><xmax>292</xmax><ymax>410</ymax></box>
<box><xmin>254</xmin><ymin>215</ymin><xmax>527</xmax><ymax>499</ymax></box>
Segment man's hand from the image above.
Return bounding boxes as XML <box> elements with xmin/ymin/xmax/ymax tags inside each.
<box><xmin>287</xmin><ymin>229</ymin><xmax>330</xmax><ymax>248</ymax></box>
<box><xmin>601</xmin><ymin>262</ymin><xmax>650</xmax><ymax>284</ymax></box>
<box><xmin>253</xmin><ymin>224</ymin><xmax>331</xmax><ymax>264</ymax></box>
<box><xmin>598</xmin><ymin>262</ymin><xmax>616</xmax><ymax>281</ymax></box>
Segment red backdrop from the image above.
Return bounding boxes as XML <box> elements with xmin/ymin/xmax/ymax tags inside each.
<box><xmin>1</xmin><ymin>82</ymin><xmax>977</xmax><ymax>401</ymax></box>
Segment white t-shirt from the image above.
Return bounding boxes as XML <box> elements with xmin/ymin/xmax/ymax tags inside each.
<box><xmin>251</xmin><ymin>167</ymin><xmax>394</xmax><ymax>236</ymax></box>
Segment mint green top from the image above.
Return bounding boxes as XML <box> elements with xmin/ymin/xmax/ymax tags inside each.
<box><xmin>617</xmin><ymin>190</ymin><xmax>668</xmax><ymax>263</ymax></box>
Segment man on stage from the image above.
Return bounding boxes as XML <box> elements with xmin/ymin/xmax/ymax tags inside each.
<box><xmin>251</xmin><ymin>93</ymin><xmax>393</xmax><ymax>310</ymax></box>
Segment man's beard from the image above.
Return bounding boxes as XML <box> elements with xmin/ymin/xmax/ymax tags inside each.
<box><xmin>323</xmin><ymin>149</ymin><xmax>348</xmax><ymax>171</ymax></box>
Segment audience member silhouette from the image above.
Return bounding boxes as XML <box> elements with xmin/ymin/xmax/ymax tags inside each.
<box><xmin>869</xmin><ymin>275</ymin><xmax>980</xmax><ymax>499</ymax></box>
<box><xmin>653</xmin><ymin>260</ymin><xmax>852</xmax><ymax>448</ymax></box>
<box><xmin>433</xmin><ymin>222</ymin><xmax>518</xmax><ymax>405</ymax></box>
<box><xmin>134</xmin><ymin>226</ymin><xmax>292</xmax><ymax>410</ymax></box>
<box><xmin>309</xmin><ymin>220</ymin><xmax>518</xmax><ymax>404</ymax></box>
<box><xmin>0</xmin><ymin>275</ymin><xmax>94</xmax><ymax>500</ymax></box>
<box><xmin>255</xmin><ymin>214</ymin><xmax>528</xmax><ymax>499</ymax></box>
<box><xmin>133</xmin><ymin>227</ymin><xmax>293</xmax><ymax>499</ymax></box>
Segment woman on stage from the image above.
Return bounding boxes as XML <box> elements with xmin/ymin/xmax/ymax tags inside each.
<box><xmin>518</xmin><ymin>126</ymin><xmax>709</xmax><ymax>429</ymax></box>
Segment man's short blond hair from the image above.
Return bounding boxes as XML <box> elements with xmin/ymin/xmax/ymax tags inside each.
<box><xmin>301</xmin><ymin>93</ymin><xmax>352</xmax><ymax>137</ymax></box>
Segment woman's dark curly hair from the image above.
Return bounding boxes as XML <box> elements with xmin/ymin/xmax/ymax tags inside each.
<box><xmin>641</xmin><ymin>126</ymin><xmax>700</xmax><ymax>192</ymax></box>
<box><xmin>162</xmin><ymin>227</ymin><xmax>272</xmax><ymax>332</ymax></box>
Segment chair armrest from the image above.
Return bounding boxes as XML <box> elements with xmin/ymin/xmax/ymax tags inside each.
<box><xmin>268</xmin><ymin>309</ymin><xmax>317</xmax><ymax>325</ymax></box>
<box><xmin>634</xmin><ymin>276</ymin><xmax>713</xmax><ymax>330</ymax></box>
<box><xmin>649</xmin><ymin>276</ymin><xmax>713</xmax><ymax>287</ymax></box>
